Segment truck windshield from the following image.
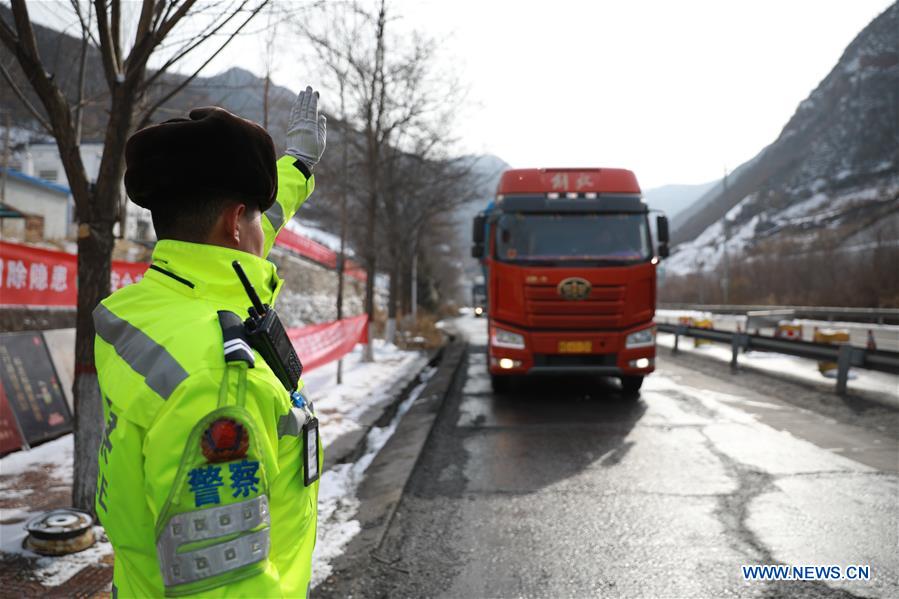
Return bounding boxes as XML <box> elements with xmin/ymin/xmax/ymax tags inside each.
<box><xmin>494</xmin><ymin>213</ymin><xmax>650</xmax><ymax>264</ymax></box>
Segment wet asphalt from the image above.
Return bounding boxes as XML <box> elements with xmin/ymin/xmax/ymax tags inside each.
<box><xmin>316</xmin><ymin>317</ymin><xmax>899</xmax><ymax>599</ymax></box>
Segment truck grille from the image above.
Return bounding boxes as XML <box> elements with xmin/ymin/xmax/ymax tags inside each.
<box><xmin>524</xmin><ymin>284</ymin><xmax>626</xmax><ymax>329</ymax></box>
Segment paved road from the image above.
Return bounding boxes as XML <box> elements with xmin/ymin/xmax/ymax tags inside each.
<box><xmin>318</xmin><ymin>317</ymin><xmax>899</xmax><ymax>598</ymax></box>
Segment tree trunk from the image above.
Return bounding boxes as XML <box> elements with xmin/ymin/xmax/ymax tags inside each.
<box><xmin>362</xmin><ymin>187</ymin><xmax>377</xmax><ymax>362</ymax></box>
<box><xmin>335</xmin><ymin>251</ymin><xmax>345</xmax><ymax>384</ymax></box>
<box><xmin>72</xmin><ymin>86</ymin><xmax>134</xmax><ymax>511</ymax></box>
<box><xmin>386</xmin><ymin>257</ymin><xmax>398</xmax><ymax>345</ymax></box>
<box><xmin>71</xmin><ymin>228</ymin><xmax>112</xmax><ymax>510</ymax></box>
<box><xmin>335</xmin><ymin>91</ymin><xmax>348</xmax><ymax>384</ymax></box>
<box><xmin>397</xmin><ymin>253</ymin><xmax>407</xmax><ymax>316</ymax></box>
<box><xmin>263</xmin><ymin>75</ymin><xmax>271</xmax><ymax>129</ymax></box>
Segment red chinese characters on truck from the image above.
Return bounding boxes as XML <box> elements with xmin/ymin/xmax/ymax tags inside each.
<box><xmin>471</xmin><ymin>168</ymin><xmax>670</xmax><ymax>395</ymax></box>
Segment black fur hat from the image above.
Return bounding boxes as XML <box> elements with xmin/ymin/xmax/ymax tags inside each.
<box><xmin>124</xmin><ymin>107</ymin><xmax>277</xmax><ymax>212</ymax></box>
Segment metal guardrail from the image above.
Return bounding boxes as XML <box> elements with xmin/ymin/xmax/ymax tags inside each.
<box><xmin>658</xmin><ymin>303</ymin><xmax>899</xmax><ymax>324</ymax></box>
<box><xmin>657</xmin><ymin>323</ymin><xmax>899</xmax><ymax>395</ymax></box>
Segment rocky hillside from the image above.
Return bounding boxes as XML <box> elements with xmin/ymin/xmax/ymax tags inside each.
<box><xmin>667</xmin><ymin>3</ymin><xmax>899</xmax><ymax>276</ymax></box>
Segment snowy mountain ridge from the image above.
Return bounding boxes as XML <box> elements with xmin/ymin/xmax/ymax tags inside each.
<box><xmin>667</xmin><ymin>3</ymin><xmax>899</xmax><ymax>276</ymax></box>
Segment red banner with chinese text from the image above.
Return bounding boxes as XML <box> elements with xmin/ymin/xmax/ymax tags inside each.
<box><xmin>287</xmin><ymin>314</ymin><xmax>368</xmax><ymax>373</ymax></box>
<box><xmin>1</xmin><ymin>236</ymin><xmax>365</xmax><ymax>307</ymax></box>
<box><xmin>0</xmin><ymin>241</ymin><xmax>148</xmax><ymax>307</ymax></box>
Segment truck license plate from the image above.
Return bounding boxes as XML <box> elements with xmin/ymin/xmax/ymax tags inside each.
<box><xmin>558</xmin><ymin>340</ymin><xmax>592</xmax><ymax>353</ymax></box>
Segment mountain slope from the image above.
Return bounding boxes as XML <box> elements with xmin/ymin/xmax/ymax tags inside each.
<box><xmin>668</xmin><ymin>3</ymin><xmax>899</xmax><ymax>275</ymax></box>
<box><xmin>643</xmin><ymin>179</ymin><xmax>718</xmax><ymax>220</ymax></box>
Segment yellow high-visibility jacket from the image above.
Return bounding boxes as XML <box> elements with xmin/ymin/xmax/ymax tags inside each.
<box><xmin>94</xmin><ymin>156</ymin><xmax>321</xmax><ymax>597</ymax></box>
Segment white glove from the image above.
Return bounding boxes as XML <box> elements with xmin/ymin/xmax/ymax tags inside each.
<box><xmin>286</xmin><ymin>85</ymin><xmax>327</xmax><ymax>171</ymax></box>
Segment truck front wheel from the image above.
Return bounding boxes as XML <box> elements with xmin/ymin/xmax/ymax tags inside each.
<box><xmin>620</xmin><ymin>375</ymin><xmax>644</xmax><ymax>396</ymax></box>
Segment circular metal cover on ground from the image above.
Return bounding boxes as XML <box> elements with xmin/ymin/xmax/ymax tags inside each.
<box><xmin>24</xmin><ymin>508</ymin><xmax>96</xmax><ymax>555</ymax></box>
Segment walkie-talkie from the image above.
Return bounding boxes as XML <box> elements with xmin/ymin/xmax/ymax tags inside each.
<box><xmin>232</xmin><ymin>260</ymin><xmax>303</xmax><ymax>392</ymax></box>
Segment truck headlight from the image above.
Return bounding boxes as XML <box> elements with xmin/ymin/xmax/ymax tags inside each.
<box><xmin>492</xmin><ymin>326</ymin><xmax>525</xmax><ymax>349</ymax></box>
<box><xmin>625</xmin><ymin>326</ymin><xmax>655</xmax><ymax>349</ymax></box>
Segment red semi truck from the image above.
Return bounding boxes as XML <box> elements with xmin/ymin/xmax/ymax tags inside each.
<box><xmin>471</xmin><ymin>168</ymin><xmax>669</xmax><ymax>394</ymax></box>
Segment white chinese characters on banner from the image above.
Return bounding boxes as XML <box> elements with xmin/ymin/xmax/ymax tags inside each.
<box><xmin>49</xmin><ymin>265</ymin><xmax>68</xmax><ymax>292</ymax></box>
<box><xmin>110</xmin><ymin>271</ymin><xmax>141</xmax><ymax>291</ymax></box>
<box><xmin>6</xmin><ymin>259</ymin><xmax>27</xmax><ymax>289</ymax></box>
<box><xmin>29</xmin><ymin>263</ymin><xmax>49</xmax><ymax>291</ymax></box>
<box><xmin>0</xmin><ymin>259</ymin><xmax>141</xmax><ymax>293</ymax></box>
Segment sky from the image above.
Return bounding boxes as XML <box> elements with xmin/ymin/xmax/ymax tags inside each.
<box><xmin>22</xmin><ymin>0</ymin><xmax>896</xmax><ymax>189</ymax></box>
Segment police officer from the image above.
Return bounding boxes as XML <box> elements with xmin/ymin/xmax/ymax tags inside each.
<box><xmin>93</xmin><ymin>86</ymin><xmax>327</xmax><ymax>597</ymax></box>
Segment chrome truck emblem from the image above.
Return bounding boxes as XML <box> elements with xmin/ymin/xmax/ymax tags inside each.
<box><xmin>557</xmin><ymin>277</ymin><xmax>591</xmax><ymax>300</ymax></box>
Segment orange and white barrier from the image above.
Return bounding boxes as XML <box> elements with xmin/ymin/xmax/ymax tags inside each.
<box><xmin>814</xmin><ymin>327</ymin><xmax>850</xmax><ymax>374</ymax></box>
<box><xmin>775</xmin><ymin>321</ymin><xmax>803</xmax><ymax>340</ymax></box>
<box><xmin>692</xmin><ymin>318</ymin><xmax>713</xmax><ymax>348</ymax></box>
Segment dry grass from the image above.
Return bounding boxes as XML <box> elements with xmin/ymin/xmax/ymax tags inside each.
<box><xmin>661</xmin><ymin>242</ymin><xmax>899</xmax><ymax>307</ymax></box>
<box><xmin>396</xmin><ymin>312</ymin><xmax>448</xmax><ymax>350</ymax></box>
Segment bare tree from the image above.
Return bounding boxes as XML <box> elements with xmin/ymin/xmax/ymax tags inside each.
<box><xmin>295</xmin><ymin>0</ymin><xmax>471</xmax><ymax>356</ymax></box>
<box><xmin>379</xmin><ymin>147</ymin><xmax>480</xmax><ymax>334</ymax></box>
<box><xmin>259</xmin><ymin>2</ymin><xmax>282</xmax><ymax>129</ymax></box>
<box><xmin>0</xmin><ymin>0</ymin><xmax>268</xmax><ymax>510</ymax></box>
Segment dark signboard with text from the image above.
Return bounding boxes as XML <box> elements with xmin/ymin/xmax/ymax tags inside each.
<box><xmin>0</xmin><ymin>331</ymin><xmax>72</xmax><ymax>451</ymax></box>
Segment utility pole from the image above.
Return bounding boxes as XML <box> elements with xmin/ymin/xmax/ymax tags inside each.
<box><xmin>410</xmin><ymin>226</ymin><xmax>420</xmax><ymax>322</ymax></box>
<box><xmin>411</xmin><ymin>249</ymin><xmax>418</xmax><ymax>322</ymax></box>
<box><xmin>335</xmin><ymin>83</ymin><xmax>349</xmax><ymax>385</ymax></box>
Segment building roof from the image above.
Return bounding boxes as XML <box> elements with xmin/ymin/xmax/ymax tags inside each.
<box><xmin>0</xmin><ymin>166</ymin><xmax>71</xmax><ymax>196</ymax></box>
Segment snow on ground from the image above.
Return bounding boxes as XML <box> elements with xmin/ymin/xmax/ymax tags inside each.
<box><xmin>0</xmin><ymin>339</ymin><xmax>427</xmax><ymax>588</ymax></box>
<box><xmin>310</xmin><ymin>364</ymin><xmax>436</xmax><ymax>588</ymax></box>
<box><xmin>0</xmin><ymin>434</ymin><xmax>114</xmax><ymax>585</ymax></box>
<box><xmin>656</xmin><ymin>333</ymin><xmax>899</xmax><ymax>403</ymax></box>
<box><xmin>441</xmin><ymin>312</ymin><xmax>488</xmax><ymax>345</ymax></box>
<box><xmin>303</xmin><ymin>339</ymin><xmax>427</xmax><ymax>451</ymax></box>
<box><xmin>665</xmin><ymin>194</ymin><xmax>758</xmax><ymax>276</ymax></box>
<box><xmin>0</xmin><ymin>435</ymin><xmax>72</xmax><ymax>481</ymax></box>
<box><xmin>665</xmin><ymin>180</ymin><xmax>899</xmax><ymax>277</ymax></box>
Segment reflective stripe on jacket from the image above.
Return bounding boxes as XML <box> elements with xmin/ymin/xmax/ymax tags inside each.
<box><xmin>94</xmin><ymin>156</ymin><xmax>321</xmax><ymax>597</ymax></box>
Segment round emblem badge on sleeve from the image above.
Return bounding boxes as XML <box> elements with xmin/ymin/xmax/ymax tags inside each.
<box><xmin>201</xmin><ymin>418</ymin><xmax>249</xmax><ymax>462</ymax></box>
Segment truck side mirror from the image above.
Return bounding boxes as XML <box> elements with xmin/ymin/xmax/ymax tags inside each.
<box><xmin>471</xmin><ymin>214</ymin><xmax>486</xmax><ymax>259</ymax></box>
<box><xmin>656</xmin><ymin>214</ymin><xmax>669</xmax><ymax>259</ymax></box>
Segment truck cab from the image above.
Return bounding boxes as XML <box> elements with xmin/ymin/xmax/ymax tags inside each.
<box><xmin>471</xmin><ymin>168</ymin><xmax>669</xmax><ymax>395</ymax></box>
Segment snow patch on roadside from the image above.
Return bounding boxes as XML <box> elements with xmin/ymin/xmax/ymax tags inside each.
<box><xmin>0</xmin><ymin>434</ymin><xmax>72</xmax><ymax>481</ymax></box>
<box><xmin>311</xmin><ymin>365</ymin><xmax>436</xmax><ymax>587</ymax></box>
<box><xmin>303</xmin><ymin>340</ymin><xmax>428</xmax><ymax>453</ymax></box>
<box><xmin>1</xmin><ymin>436</ymin><xmax>115</xmax><ymax>587</ymax></box>
<box><xmin>656</xmin><ymin>332</ymin><xmax>899</xmax><ymax>401</ymax></box>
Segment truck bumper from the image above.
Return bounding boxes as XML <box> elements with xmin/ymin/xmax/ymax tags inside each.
<box><xmin>488</xmin><ymin>321</ymin><xmax>656</xmax><ymax>377</ymax></box>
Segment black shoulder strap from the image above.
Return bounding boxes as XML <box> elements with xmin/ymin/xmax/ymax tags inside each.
<box><xmin>218</xmin><ymin>311</ymin><xmax>255</xmax><ymax>367</ymax></box>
